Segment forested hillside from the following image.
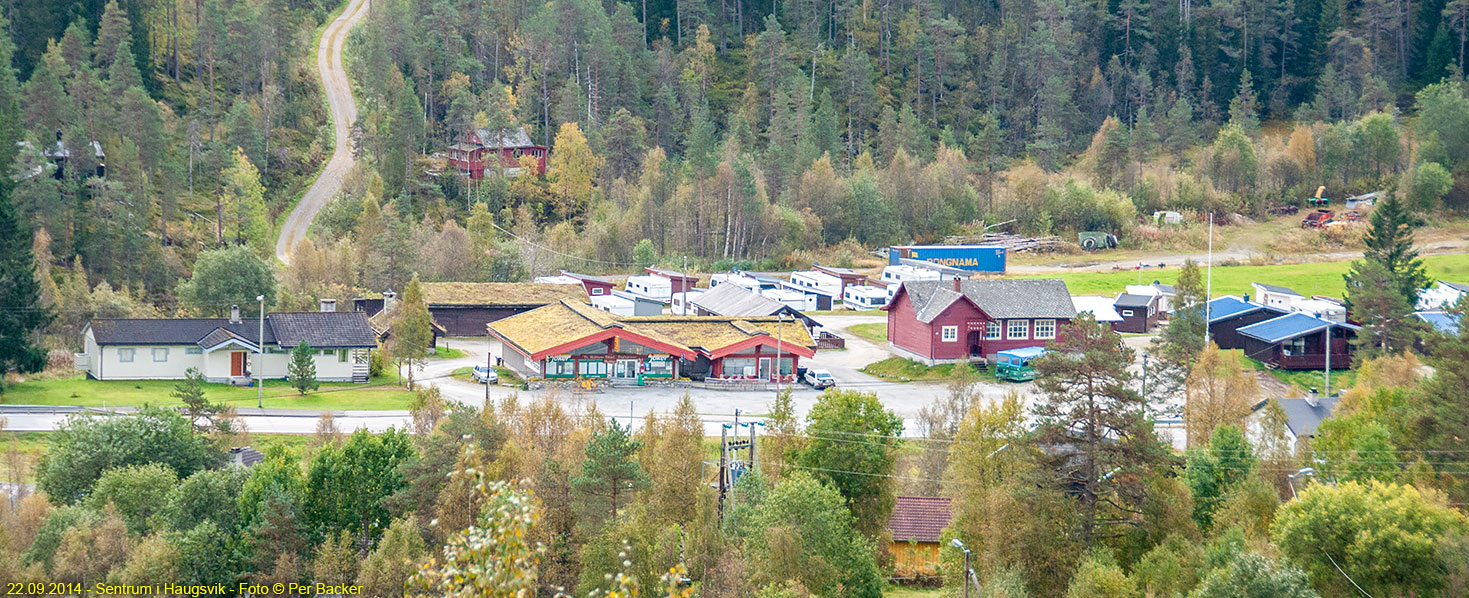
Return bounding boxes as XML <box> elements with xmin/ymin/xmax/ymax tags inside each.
<box><xmin>4</xmin><ymin>0</ymin><xmax>1469</xmax><ymax>318</ymax></box>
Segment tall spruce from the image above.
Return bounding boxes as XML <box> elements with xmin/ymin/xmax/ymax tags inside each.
<box><xmin>1344</xmin><ymin>191</ymin><xmax>1430</xmax><ymax>315</ymax></box>
<box><xmin>571</xmin><ymin>419</ymin><xmax>650</xmax><ymax>529</ymax></box>
<box><xmin>287</xmin><ymin>341</ymin><xmax>318</xmax><ymax>396</ymax></box>
<box><xmin>0</xmin><ymin>182</ymin><xmax>51</xmax><ymax>390</ymax></box>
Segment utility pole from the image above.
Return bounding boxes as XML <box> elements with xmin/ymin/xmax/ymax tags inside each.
<box><xmin>717</xmin><ymin>424</ymin><xmax>729</xmax><ymax>521</ymax></box>
<box><xmin>1205</xmin><ymin>212</ymin><xmax>1214</xmax><ymax>345</ymax></box>
<box><xmin>257</xmin><ymin>295</ymin><xmax>265</xmax><ymax>409</ymax></box>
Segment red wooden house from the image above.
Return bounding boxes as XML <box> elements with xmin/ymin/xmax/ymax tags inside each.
<box><xmin>883</xmin><ymin>279</ymin><xmax>1075</xmax><ymax>365</ymax></box>
<box><xmin>447</xmin><ymin>128</ymin><xmax>548</xmax><ymax>178</ymax></box>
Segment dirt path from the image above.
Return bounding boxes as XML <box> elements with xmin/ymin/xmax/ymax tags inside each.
<box><xmin>1007</xmin><ymin>240</ymin><xmax>1469</xmax><ymax>274</ymax></box>
<box><xmin>275</xmin><ymin>0</ymin><xmax>368</xmax><ymax>264</ymax></box>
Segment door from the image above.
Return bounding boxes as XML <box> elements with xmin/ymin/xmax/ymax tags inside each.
<box><xmin>615</xmin><ymin>359</ymin><xmax>639</xmax><ymax>380</ymax></box>
<box><xmin>758</xmin><ymin>358</ymin><xmax>772</xmax><ymax>380</ymax></box>
<box><xmin>230</xmin><ymin>352</ymin><xmax>245</xmax><ymax>377</ymax></box>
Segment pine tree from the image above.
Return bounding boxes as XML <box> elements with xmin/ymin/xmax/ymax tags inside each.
<box><xmin>1228</xmin><ymin>69</ymin><xmax>1260</xmax><ymax>132</ymax></box>
<box><xmin>0</xmin><ymin>182</ymin><xmax>52</xmax><ymax>391</ymax></box>
<box><xmin>0</xmin><ymin>13</ymin><xmax>22</xmax><ymax>184</ymax></box>
<box><xmin>572</xmin><ymin>419</ymin><xmax>650</xmax><ymax>528</ymax></box>
<box><xmin>287</xmin><ymin>341</ymin><xmax>318</xmax><ymax>396</ymax></box>
<box><xmin>172</xmin><ymin>368</ymin><xmax>228</xmax><ymax>432</ymax></box>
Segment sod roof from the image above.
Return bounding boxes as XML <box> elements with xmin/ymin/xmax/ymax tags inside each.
<box><xmin>488</xmin><ymin>300</ymin><xmax>816</xmax><ymax>360</ymax></box>
<box><xmin>419</xmin><ymin>282</ymin><xmax>589</xmax><ymax>306</ymax></box>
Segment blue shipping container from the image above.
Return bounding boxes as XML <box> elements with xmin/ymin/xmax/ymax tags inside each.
<box><xmin>888</xmin><ymin>245</ymin><xmax>1007</xmax><ymax>273</ymax></box>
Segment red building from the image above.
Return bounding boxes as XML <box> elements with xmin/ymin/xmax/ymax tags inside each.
<box><xmin>883</xmin><ymin>279</ymin><xmax>1075</xmax><ymax>365</ymax></box>
<box><xmin>447</xmin><ymin>128</ymin><xmax>548</xmax><ymax>178</ymax></box>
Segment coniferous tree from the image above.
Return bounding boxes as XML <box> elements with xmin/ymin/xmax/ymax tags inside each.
<box><xmin>1345</xmin><ymin>191</ymin><xmax>1430</xmax><ymax>314</ymax></box>
<box><xmin>571</xmin><ymin>419</ymin><xmax>650</xmax><ymax>528</ymax></box>
<box><xmin>0</xmin><ymin>183</ymin><xmax>51</xmax><ymax>390</ymax></box>
<box><xmin>287</xmin><ymin>341</ymin><xmax>318</xmax><ymax>396</ymax></box>
<box><xmin>388</xmin><ymin>275</ymin><xmax>434</xmax><ymax>389</ymax></box>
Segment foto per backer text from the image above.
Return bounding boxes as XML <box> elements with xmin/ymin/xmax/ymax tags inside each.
<box><xmin>75</xmin><ymin>583</ymin><xmax>364</xmax><ymax>596</ymax></box>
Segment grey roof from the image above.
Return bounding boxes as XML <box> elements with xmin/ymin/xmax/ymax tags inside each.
<box><xmin>1150</xmin><ymin>281</ymin><xmax>1176</xmax><ymax>294</ymax></box>
<box><xmin>1114</xmin><ymin>293</ymin><xmax>1156</xmax><ymax>308</ymax></box>
<box><xmin>88</xmin><ymin>318</ymin><xmax>276</xmax><ymax>346</ymax></box>
<box><xmin>562</xmin><ymin>270</ymin><xmax>613</xmax><ymax>284</ymax></box>
<box><xmin>268</xmin><ymin>312</ymin><xmax>378</xmax><ymax>348</ymax></box>
<box><xmin>1272</xmin><ymin>396</ymin><xmax>1340</xmax><ymax>438</ymax></box>
<box><xmin>813</xmin><ymin>264</ymin><xmax>859</xmax><ymax>275</ymax></box>
<box><xmin>87</xmin><ymin>312</ymin><xmax>376</xmax><ymax>349</ymax></box>
<box><xmin>229</xmin><ymin>447</ymin><xmax>266</xmax><ymax>467</ymax></box>
<box><xmin>1252</xmin><ymin>282</ymin><xmax>1302</xmax><ymax>296</ymax></box>
<box><xmin>899</xmin><ymin>279</ymin><xmax>1076</xmax><ymax>323</ymax></box>
<box><xmin>473</xmin><ymin>127</ymin><xmax>537</xmax><ymax>149</ymax></box>
<box><xmin>692</xmin><ymin>283</ymin><xmax>788</xmax><ymax>317</ymax></box>
<box><xmin>1441</xmin><ymin>281</ymin><xmax>1469</xmax><ymax>293</ymax></box>
<box><xmin>198</xmin><ymin>327</ymin><xmax>259</xmax><ymax>350</ymax></box>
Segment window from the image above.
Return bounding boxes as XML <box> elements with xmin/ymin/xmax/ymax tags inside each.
<box><xmin>1284</xmin><ymin>337</ymin><xmax>1308</xmax><ymax>356</ymax></box>
<box><xmin>941</xmin><ymin>326</ymin><xmax>959</xmax><ymax>342</ymax></box>
<box><xmin>1007</xmin><ymin>320</ymin><xmax>1029</xmax><ymax>340</ymax></box>
<box><xmin>118</xmin><ymin>348</ymin><xmax>135</xmax><ymax>362</ymax></box>
<box><xmin>985</xmin><ymin>321</ymin><xmax>1002</xmax><ymax>340</ymax></box>
<box><xmin>579</xmin><ymin>360</ymin><xmax>609</xmax><ymax>377</ymax></box>
<box><xmin>723</xmin><ymin>357</ymin><xmax>757</xmax><ymax>377</ymax></box>
<box><xmin>592</xmin><ymin>288</ymin><xmax>605</xmax><ymax>295</ymax></box>
<box><xmin>1121</xmin><ymin>309</ymin><xmax>1134</xmax><ymax>317</ymax></box>
<box><xmin>1034</xmin><ymin>319</ymin><xmax>1057</xmax><ymax>340</ymax></box>
<box><xmin>186</xmin><ymin>347</ymin><xmax>202</xmax><ymax>355</ymax></box>
<box><xmin>546</xmin><ymin>359</ymin><xmax>576</xmax><ymax>377</ymax></box>
<box><xmin>338</xmin><ymin>349</ymin><xmax>348</xmax><ymax>362</ymax></box>
<box><xmin>152</xmin><ymin>348</ymin><xmax>169</xmax><ymax>362</ymax></box>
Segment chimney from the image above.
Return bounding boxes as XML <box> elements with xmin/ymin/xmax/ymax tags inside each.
<box><xmin>382</xmin><ymin>290</ymin><xmax>398</xmax><ymax>314</ymax></box>
<box><xmin>1243</xmin><ymin>293</ymin><xmax>1249</xmax><ymax>302</ymax></box>
<box><xmin>952</xmin><ymin>277</ymin><xmax>962</xmax><ymax>292</ymax></box>
<box><xmin>229</xmin><ymin>305</ymin><xmax>241</xmax><ymax>324</ymax></box>
<box><xmin>319</xmin><ymin>298</ymin><xmax>337</xmax><ymax>312</ymax></box>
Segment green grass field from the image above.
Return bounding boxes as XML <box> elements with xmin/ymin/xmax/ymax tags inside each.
<box><xmin>1023</xmin><ymin>253</ymin><xmax>1469</xmax><ymax>299</ymax></box>
<box><xmin>848</xmin><ymin>322</ymin><xmax>889</xmax><ymax>344</ymax></box>
<box><xmin>1</xmin><ymin>374</ymin><xmax>418</xmax><ymax>410</ymax></box>
<box><xmin>432</xmin><ymin>346</ymin><xmax>466</xmax><ymax>359</ymax></box>
<box><xmin>861</xmin><ymin>357</ymin><xmax>999</xmax><ymax>383</ymax></box>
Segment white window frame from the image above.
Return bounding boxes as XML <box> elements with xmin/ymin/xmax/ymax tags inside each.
<box><xmin>1121</xmin><ymin>309</ymin><xmax>1134</xmax><ymax>317</ymax></box>
<box><xmin>941</xmin><ymin>326</ymin><xmax>959</xmax><ymax>342</ymax></box>
<box><xmin>1007</xmin><ymin>320</ymin><xmax>1029</xmax><ymax>340</ymax></box>
<box><xmin>592</xmin><ymin>288</ymin><xmax>605</xmax><ymax>295</ymax></box>
<box><xmin>118</xmin><ymin>348</ymin><xmax>135</xmax><ymax>362</ymax></box>
<box><xmin>186</xmin><ymin>347</ymin><xmax>202</xmax><ymax>355</ymax></box>
<box><xmin>152</xmin><ymin>348</ymin><xmax>169</xmax><ymax>362</ymax></box>
<box><xmin>1034</xmin><ymin>319</ymin><xmax>1057</xmax><ymax>340</ymax></box>
<box><xmin>985</xmin><ymin>321</ymin><xmax>1002</xmax><ymax>340</ymax></box>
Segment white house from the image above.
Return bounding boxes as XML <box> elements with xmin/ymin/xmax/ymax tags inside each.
<box><xmin>1417</xmin><ymin>281</ymin><xmax>1469</xmax><ymax>311</ymax></box>
<box><xmin>79</xmin><ymin>307</ymin><xmax>377</xmax><ymax>384</ymax></box>
<box><xmin>789</xmin><ymin>270</ymin><xmax>843</xmax><ymax>298</ymax></box>
<box><xmin>534</xmin><ymin>274</ymin><xmax>583</xmax><ymax>286</ymax></box>
<box><xmin>1251</xmin><ymin>282</ymin><xmax>1302</xmax><ymax>309</ymax></box>
<box><xmin>762</xmin><ymin>288</ymin><xmax>817</xmax><ymax>312</ymax></box>
<box><xmin>843</xmin><ymin>285</ymin><xmax>889</xmax><ymax>310</ymax></box>
<box><xmin>590</xmin><ymin>293</ymin><xmax>637</xmax><ymax>316</ymax></box>
<box><xmin>1291</xmin><ymin>298</ymin><xmax>1347</xmax><ymax>323</ymax></box>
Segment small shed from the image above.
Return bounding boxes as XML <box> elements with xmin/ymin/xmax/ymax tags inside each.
<box><xmin>1251</xmin><ymin>282</ymin><xmax>1302</xmax><ymax>310</ymax></box>
<box><xmin>887</xmin><ymin>496</ymin><xmax>953</xmax><ymax>578</ymax></box>
<box><xmin>1113</xmin><ymin>293</ymin><xmax>1160</xmax><ymax>333</ymax></box>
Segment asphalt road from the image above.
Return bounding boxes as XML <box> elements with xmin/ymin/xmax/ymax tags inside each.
<box><xmin>0</xmin><ymin>315</ymin><xmax>1038</xmax><ymax>437</ymax></box>
<box><xmin>274</xmin><ymin>0</ymin><xmax>368</xmax><ymax>264</ymax></box>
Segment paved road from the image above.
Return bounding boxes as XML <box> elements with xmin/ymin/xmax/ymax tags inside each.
<box><xmin>275</xmin><ymin>0</ymin><xmax>368</xmax><ymax>264</ymax></box>
<box><xmin>0</xmin><ymin>315</ymin><xmax>1033</xmax><ymax>437</ymax></box>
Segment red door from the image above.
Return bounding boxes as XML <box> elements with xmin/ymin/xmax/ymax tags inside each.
<box><xmin>231</xmin><ymin>352</ymin><xmax>245</xmax><ymax>377</ymax></box>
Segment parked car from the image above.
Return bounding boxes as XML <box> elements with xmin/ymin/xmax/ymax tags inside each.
<box><xmin>803</xmin><ymin>368</ymin><xmax>835</xmax><ymax>389</ymax></box>
<box><xmin>472</xmin><ymin>365</ymin><xmax>499</xmax><ymax>384</ymax></box>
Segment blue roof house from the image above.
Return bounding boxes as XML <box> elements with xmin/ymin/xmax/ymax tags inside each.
<box><xmin>1202</xmin><ymin>295</ymin><xmax>1290</xmax><ymax>350</ymax></box>
<box><xmin>1237</xmin><ymin>312</ymin><xmax>1359</xmax><ymax>370</ymax></box>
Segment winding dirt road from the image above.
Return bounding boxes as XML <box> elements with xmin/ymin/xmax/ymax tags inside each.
<box><xmin>275</xmin><ymin>0</ymin><xmax>369</xmax><ymax>264</ymax></box>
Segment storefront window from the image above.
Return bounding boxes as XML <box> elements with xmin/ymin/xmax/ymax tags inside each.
<box><xmin>546</xmin><ymin>359</ymin><xmax>576</xmax><ymax>377</ymax></box>
<box><xmin>579</xmin><ymin>360</ymin><xmax>609</xmax><ymax>377</ymax></box>
<box><xmin>723</xmin><ymin>357</ymin><xmax>757</xmax><ymax>377</ymax></box>
<box><xmin>645</xmin><ymin>358</ymin><xmax>674</xmax><ymax>377</ymax></box>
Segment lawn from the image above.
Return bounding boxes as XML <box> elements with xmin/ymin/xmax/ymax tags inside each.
<box><xmin>1237</xmin><ymin>352</ymin><xmax>1357</xmax><ymax>393</ymax></box>
<box><xmin>848</xmin><ymin>322</ymin><xmax>889</xmax><ymax>344</ymax></box>
<box><xmin>0</xmin><ymin>374</ymin><xmax>418</xmax><ymax>410</ymax></box>
<box><xmin>1022</xmin><ymin>253</ymin><xmax>1469</xmax><ymax>299</ymax></box>
<box><xmin>432</xmin><ymin>346</ymin><xmax>466</xmax><ymax>359</ymax></box>
<box><xmin>861</xmin><ymin>357</ymin><xmax>999</xmax><ymax>383</ymax></box>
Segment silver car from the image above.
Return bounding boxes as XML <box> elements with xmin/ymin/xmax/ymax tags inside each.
<box><xmin>472</xmin><ymin>365</ymin><xmax>499</xmax><ymax>384</ymax></box>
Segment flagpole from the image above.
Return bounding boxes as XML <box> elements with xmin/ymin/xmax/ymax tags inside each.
<box><xmin>1204</xmin><ymin>212</ymin><xmax>1213</xmax><ymax>346</ymax></box>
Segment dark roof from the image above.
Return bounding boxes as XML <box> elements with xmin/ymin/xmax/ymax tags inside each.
<box><xmin>198</xmin><ymin>327</ymin><xmax>259</xmax><ymax>350</ymax></box>
<box><xmin>229</xmin><ymin>447</ymin><xmax>266</xmax><ymax>467</ymax></box>
<box><xmin>1252</xmin><ymin>282</ymin><xmax>1302</xmax><ymax>296</ymax></box>
<box><xmin>813</xmin><ymin>264</ymin><xmax>860</xmax><ymax>276</ymax></box>
<box><xmin>1114</xmin><ymin>293</ymin><xmax>1156</xmax><ymax>308</ymax></box>
<box><xmin>897</xmin><ymin>279</ymin><xmax>1075</xmax><ymax>323</ymax></box>
<box><xmin>1237</xmin><ymin>312</ymin><xmax>1359</xmax><ymax>344</ymax></box>
<box><xmin>1441</xmin><ymin>281</ymin><xmax>1469</xmax><ymax>293</ymax></box>
<box><xmin>1204</xmin><ymin>296</ymin><xmax>1284</xmax><ymax>323</ymax></box>
<box><xmin>1415</xmin><ymin>310</ymin><xmax>1460</xmax><ymax>335</ymax></box>
<box><xmin>268</xmin><ymin>312</ymin><xmax>378</xmax><ymax>348</ymax></box>
<box><xmin>693</xmin><ymin>283</ymin><xmax>790</xmax><ymax>317</ymax></box>
<box><xmin>88</xmin><ymin>318</ymin><xmax>276</xmax><ymax>346</ymax></box>
<box><xmin>87</xmin><ymin>312</ymin><xmax>376</xmax><ymax>349</ymax></box>
<box><xmin>472</xmin><ymin>127</ymin><xmax>537</xmax><ymax>149</ymax></box>
<box><xmin>1271</xmin><ymin>397</ymin><xmax>1340</xmax><ymax>438</ymax></box>
<box><xmin>887</xmin><ymin>496</ymin><xmax>952</xmax><ymax>543</ymax></box>
<box><xmin>646</xmin><ymin>267</ymin><xmax>699</xmax><ymax>281</ymax></box>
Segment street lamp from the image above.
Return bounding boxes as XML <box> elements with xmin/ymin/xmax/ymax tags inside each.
<box><xmin>951</xmin><ymin>538</ymin><xmax>973</xmax><ymax>598</ymax></box>
<box><xmin>257</xmin><ymin>295</ymin><xmax>265</xmax><ymax>409</ymax></box>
